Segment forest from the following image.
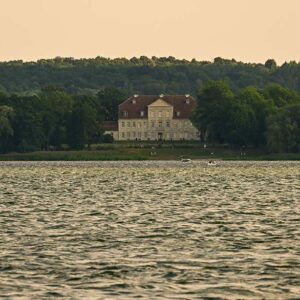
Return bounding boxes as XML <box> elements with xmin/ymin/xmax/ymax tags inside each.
<box><xmin>0</xmin><ymin>56</ymin><xmax>299</xmax><ymax>95</ymax></box>
<box><xmin>193</xmin><ymin>81</ymin><xmax>300</xmax><ymax>153</ymax></box>
<box><xmin>0</xmin><ymin>56</ymin><xmax>299</xmax><ymax>154</ymax></box>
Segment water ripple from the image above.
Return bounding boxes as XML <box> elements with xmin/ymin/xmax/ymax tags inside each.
<box><xmin>0</xmin><ymin>161</ymin><xmax>299</xmax><ymax>299</ymax></box>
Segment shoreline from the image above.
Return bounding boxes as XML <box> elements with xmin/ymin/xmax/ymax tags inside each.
<box><xmin>0</xmin><ymin>150</ymin><xmax>299</xmax><ymax>161</ymax></box>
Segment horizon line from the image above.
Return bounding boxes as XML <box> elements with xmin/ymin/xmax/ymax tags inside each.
<box><xmin>1</xmin><ymin>55</ymin><xmax>299</xmax><ymax>66</ymax></box>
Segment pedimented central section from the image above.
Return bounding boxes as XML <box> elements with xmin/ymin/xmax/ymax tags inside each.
<box><xmin>115</xmin><ymin>94</ymin><xmax>199</xmax><ymax>141</ymax></box>
<box><xmin>148</xmin><ymin>98</ymin><xmax>173</xmax><ymax>107</ymax></box>
<box><xmin>148</xmin><ymin>98</ymin><xmax>173</xmax><ymax>120</ymax></box>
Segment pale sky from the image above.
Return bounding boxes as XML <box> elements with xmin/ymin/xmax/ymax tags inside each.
<box><xmin>0</xmin><ymin>0</ymin><xmax>299</xmax><ymax>64</ymax></box>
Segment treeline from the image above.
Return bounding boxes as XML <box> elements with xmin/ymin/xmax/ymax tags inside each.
<box><xmin>0</xmin><ymin>87</ymin><xmax>126</xmax><ymax>153</ymax></box>
<box><xmin>1</xmin><ymin>81</ymin><xmax>299</xmax><ymax>154</ymax></box>
<box><xmin>193</xmin><ymin>82</ymin><xmax>300</xmax><ymax>152</ymax></box>
<box><xmin>0</xmin><ymin>56</ymin><xmax>299</xmax><ymax>95</ymax></box>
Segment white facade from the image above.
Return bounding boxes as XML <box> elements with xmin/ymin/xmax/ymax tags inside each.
<box><xmin>117</xmin><ymin>98</ymin><xmax>199</xmax><ymax>141</ymax></box>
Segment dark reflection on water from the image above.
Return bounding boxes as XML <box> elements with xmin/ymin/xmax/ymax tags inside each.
<box><xmin>0</xmin><ymin>161</ymin><xmax>299</xmax><ymax>299</ymax></box>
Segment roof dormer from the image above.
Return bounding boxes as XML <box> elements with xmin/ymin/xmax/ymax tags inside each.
<box><xmin>185</xmin><ymin>94</ymin><xmax>190</xmax><ymax>104</ymax></box>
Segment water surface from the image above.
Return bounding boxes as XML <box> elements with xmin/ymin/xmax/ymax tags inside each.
<box><xmin>0</xmin><ymin>161</ymin><xmax>299</xmax><ymax>299</ymax></box>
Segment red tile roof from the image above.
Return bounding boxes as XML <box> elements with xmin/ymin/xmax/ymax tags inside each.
<box><xmin>118</xmin><ymin>95</ymin><xmax>196</xmax><ymax>119</ymax></box>
<box><xmin>103</xmin><ymin>121</ymin><xmax>118</xmax><ymax>131</ymax></box>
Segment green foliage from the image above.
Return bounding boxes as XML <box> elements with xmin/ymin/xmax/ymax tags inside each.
<box><xmin>0</xmin><ymin>87</ymin><xmax>112</xmax><ymax>152</ymax></box>
<box><xmin>193</xmin><ymin>80</ymin><xmax>235</xmax><ymax>143</ymax></box>
<box><xmin>225</xmin><ymin>101</ymin><xmax>256</xmax><ymax>146</ymax></box>
<box><xmin>97</xmin><ymin>87</ymin><xmax>127</xmax><ymax>121</ymax></box>
<box><xmin>40</xmin><ymin>86</ymin><xmax>74</xmax><ymax>149</ymax></box>
<box><xmin>193</xmin><ymin>81</ymin><xmax>300</xmax><ymax>151</ymax></box>
<box><xmin>263</xmin><ymin>84</ymin><xmax>299</xmax><ymax>107</ymax></box>
<box><xmin>0</xmin><ymin>56</ymin><xmax>299</xmax><ymax>95</ymax></box>
<box><xmin>8</xmin><ymin>95</ymin><xmax>45</xmax><ymax>152</ymax></box>
<box><xmin>0</xmin><ymin>106</ymin><xmax>14</xmax><ymax>153</ymax></box>
<box><xmin>267</xmin><ymin>104</ymin><xmax>300</xmax><ymax>152</ymax></box>
<box><xmin>264</xmin><ymin>59</ymin><xmax>277</xmax><ymax>70</ymax></box>
<box><xmin>237</xmin><ymin>87</ymin><xmax>274</xmax><ymax>146</ymax></box>
<box><xmin>67</xmin><ymin>96</ymin><xmax>101</xmax><ymax>149</ymax></box>
<box><xmin>0</xmin><ymin>64</ymin><xmax>300</xmax><ymax>154</ymax></box>
<box><xmin>101</xmin><ymin>133</ymin><xmax>114</xmax><ymax>143</ymax></box>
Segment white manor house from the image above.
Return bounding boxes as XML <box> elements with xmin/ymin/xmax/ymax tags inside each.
<box><xmin>103</xmin><ymin>94</ymin><xmax>200</xmax><ymax>141</ymax></box>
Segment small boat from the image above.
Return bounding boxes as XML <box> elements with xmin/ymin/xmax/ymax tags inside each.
<box><xmin>207</xmin><ymin>160</ymin><xmax>217</xmax><ymax>166</ymax></box>
<box><xmin>181</xmin><ymin>158</ymin><xmax>192</xmax><ymax>163</ymax></box>
<box><xmin>180</xmin><ymin>156</ymin><xmax>192</xmax><ymax>163</ymax></box>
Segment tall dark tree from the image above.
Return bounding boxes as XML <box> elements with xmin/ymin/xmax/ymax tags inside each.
<box><xmin>264</xmin><ymin>59</ymin><xmax>277</xmax><ymax>70</ymax></box>
<box><xmin>225</xmin><ymin>101</ymin><xmax>256</xmax><ymax>147</ymax></box>
<box><xmin>237</xmin><ymin>87</ymin><xmax>274</xmax><ymax>146</ymax></box>
<box><xmin>193</xmin><ymin>80</ymin><xmax>235</xmax><ymax>143</ymax></box>
<box><xmin>267</xmin><ymin>104</ymin><xmax>300</xmax><ymax>153</ymax></box>
<box><xmin>0</xmin><ymin>106</ymin><xmax>14</xmax><ymax>153</ymax></box>
<box><xmin>97</xmin><ymin>87</ymin><xmax>126</xmax><ymax>121</ymax></box>
<box><xmin>263</xmin><ymin>84</ymin><xmax>299</xmax><ymax>107</ymax></box>
<box><xmin>9</xmin><ymin>95</ymin><xmax>45</xmax><ymax>152</ymax></box>
<box><xmin>40</xmin><ymin>86</ymin><xmax>73</xmax><ymax>149</ymax></box>
<box><xmin>67</xmin><ymin>96</ymin><xmax>101</xmax><ymax>149</ymax></box>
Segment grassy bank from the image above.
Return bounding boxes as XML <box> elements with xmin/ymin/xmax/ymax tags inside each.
<box><xmin>0</xmin><ymin>143</ymin><xmax>299</xmax><ymax>161</ymax></box>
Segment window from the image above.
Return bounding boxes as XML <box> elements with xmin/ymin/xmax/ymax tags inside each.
<box><xmin>166</xmin><ymin>121</ymin><xmax>170</xmax><ymax>127</ymax></box>
<box><xmin>138</xmin><ymin>122</ymin><xmax>141</xmax><ymax>128</ymax></box>
<box><xmin>158</xmin><ymin>111</ymin><xmax>162</xmax><ymax>117</ymax></box>
<box><xmin>150</xmin><ymin>111</ymin><xmax>154</xmax><ymax>118</ymax></box>
<box><xmin>126</xmin><ymin>132</ymin><xmax>130</xmax><ymax>138</ymax></box>
<box><xmin>140</xmin><ymin>111</ymin><xmax>145</xmax><ymax>117</ymax></box>
<box><xmin>151</xmin><ymin>121</ymin><xmax>155</xmax><ymax>128</ymax></box>
<box><xmin>132</xmin><ymin>132</ymin><xmax>136</xmax><ymax>138</ymax></box>
<box><xmin>176</xmin><ymin>111</ymin><xmax>181</xmax><ymax>117</ymax></box>
<box><xmin>133</xmin><ymin>121</ymin><xmax>136</xmax><ymax>127</ymax></box>
<box><xmin>127</xmin><ymin>121</ymin><xmax>130</xmax><ymax>127</ymax></box>
<box><xmin>121</xmin><ymin>132</ymin><xmax>125</xmax><ymax>138</ymax></box>
<box><xmin>122</xmin><ymin>122</ymin><xmax>125</xmax><ymax>127</ymax></box>
<box><xmin>138</xmin><ymin>132</ymin><xmax>141</xmax><ymax>138</ymax></box>
<box><xmin>158</xmin><ymin>121</ymin><xmax>162</xmax><ymax>128</ymax></box>
<box><xmin>123</xmin><ymin>111</ymin><xmax>128</xmax><ymax>117</ymax></box>
<box><xmin>166</xmin><ymin>111</ymin><xmax>170</xmax><ymax>118</ymax></box>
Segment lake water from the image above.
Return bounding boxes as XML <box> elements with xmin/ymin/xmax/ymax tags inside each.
<box><xmin>0</xmin><ymin>161</ymin><xmax>299</xmax><ymax>299</ymax></box>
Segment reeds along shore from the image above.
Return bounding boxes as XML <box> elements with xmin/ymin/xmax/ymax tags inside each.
<box><xmin>0</xmin><ymin>144</ymin><xmax>299</xmax><ymax>161</ymax></box>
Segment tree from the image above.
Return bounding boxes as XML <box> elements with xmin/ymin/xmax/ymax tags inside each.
<box><xmin>193</xmin><ymin>80</ymin><xmax>234</xmax><ymax>143</ymax></box>
<box><xmin>267</xmin><ymin>104</ymin><xmax>300</xmax><ymax>152</ymax></box>
<box><xmin>265</xmin><ymin>59</ymin><xmax>277</xmax><ymax>70</ymax></box>
<box><xmin>0</xmin><ymin>106</ymin><xmax>14</xmax><ymax>153</ymax></box>
<box><xmin>225</xmin><ymin>101</ymin><xmax>256</xmax><ymax>147</ymax></box>
<box><xmin>40</xmin><ymin>86</ymin><xmax>73</xmax><ymax>149</ymax></box>
<box><xmin>1</xmin><ymin>56</ymin><xmax>300</xmax><ymax>95</ymax></box>
<box><xmin>96</xmin><ymin>87</ymin><xmax>126</xmax><ymax>121</ymax></box>
<box><xmin>67</xmin><ymin>97</ymin><xmax>101</xmax><ymax>149</ymax></box>
<box><xmin>0</xmin><ymin>90</ymin><xmax>7</xmax><ymax>103</ymax></box>
<box><xmin>263</xmin><ymin>84</ymin><xmax>299</xmax><ymax>107</ymax></box>
<box><xmin>237</xmin><ymin>87</ymin><xmax>274</xmax><ymax>146</ymax></box>
<box><xmin>7</xmin><ymin>95</ymin><xmax>45</xmax><ymax>152</ymax></box>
